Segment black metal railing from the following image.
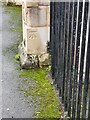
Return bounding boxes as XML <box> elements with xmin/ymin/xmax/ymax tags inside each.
<box><xmin>50</xmin><ymin>0</ymin><xmax>90</xmax><ymax>119</ymax></box>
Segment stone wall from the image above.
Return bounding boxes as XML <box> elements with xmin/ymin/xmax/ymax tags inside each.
<box><xmin>19</xmin><ymin>0</ymin><xmax>50</xmax><ymax>69</ymax></box>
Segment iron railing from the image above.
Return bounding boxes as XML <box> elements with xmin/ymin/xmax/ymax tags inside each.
<box><xmin>50</xmin><ymin>0</ymin><xmax>90</xmax><ymax>119</ymax></box>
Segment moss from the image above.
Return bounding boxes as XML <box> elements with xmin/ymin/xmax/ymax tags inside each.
<box><xmin>3</xmin><ymin>4</ymin><xmax>22</xmax><ymax>34</ymax></box>
<box><xmin>18</xmin><ymin>68</ymin><xmax>62</xmax><ymax>118</ymax></box>
<box><xmin>2</xmin><ymin>4</ymin><xmax>22</xmax><ymax>58</ymax></box>
<box><xmin>15</xmin><ymin>53</ymin><xmax>20</xmax><ymax>61</ymax></box>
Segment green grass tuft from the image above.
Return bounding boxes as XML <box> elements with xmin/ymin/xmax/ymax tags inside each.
<box><xmin>15</xmin><ymin>53</ymin><xmax>20</xmax><ymax>61</ymax></box>
<box><xmin>18</xmin><ymin>68</ymin><xmax>62</xmax><ymax>118</ymax></box>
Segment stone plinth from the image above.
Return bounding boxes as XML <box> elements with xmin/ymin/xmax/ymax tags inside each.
<box><xmin>20</xmin><ymin>0</ymin><xmax>50</xmax><ymax>69</ymax></box>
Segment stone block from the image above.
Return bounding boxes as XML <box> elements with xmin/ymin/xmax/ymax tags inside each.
<box><xmin>22</xmin><ymin>0</ymin><xmax>39</xmax><ymax>9</ymax></box>
<box><xmin>38</xmin><ymin>53</ymin><xmax>51</xmax><ymax>67</ymax></box>
<box><xmin>22</xmin><ymin>25</ymin><xmax>43</xmax><ymax>54</ymax></box>
<box><xmin>6</xmin><ymin>0</ymin><xmax>15</xmax><ymax>5</ymax></box>
<box><xmin>18</xmin><ymin>43</ymin><xmax>39</xmax><ymax>69</ymax></box>
<box><xmin>26</xmin><ymin>2</ymin><xmax>39</xmax><ymax>7</ymax></box>
<box><xmin>19</xmin><ymin>42</ymin><xmax>50</xmax><ymax>69</ymax></box>
<box><xmin>25</xmin><ymin>6</ymin><xmax>47</xmax><ymax>27</ymax></box>
<box><xmin>15</xmin><ymin>0</ymin><xmax>22</xmax><ymax>5</ymax></box>
<box><xmin>38</xmin><ymin>2</ymin><xmax>50</xmax><ymax>6</ymax></box>
<box><xmin>22</xmin><ymin>24</ymin><xmax>49</xmax><ymax>55</ymax></box>
<box><xmin>47</xmin><ymin>6</ymin><xmax>50</xmax><ymax>26</ymax></box>
<box><xmin>26</xmin><ymin>28</ymin><xmax>42</xmax><ymax>54</ymax></box>
<box><xmin>37</xmin><ymin>27</ymin><xmax>49</xmax><ymax>48</ymax></box>
<box><xmin>7</xmin><ymin>0</ymin><xmax>15</xmax><ymax>2</ymax></box>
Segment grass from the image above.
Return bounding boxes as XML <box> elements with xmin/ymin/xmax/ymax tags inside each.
<box><xmin>2</xmin><ymin>3</ymin><xmax>62</xmax><ymax>118</ymax></box>
<box><xmin>15</xmin><ymin>53</ymin><xmax>20</xmax><ymax>61</ymax></box>
<box><xmin>18</xmin><ymin>68</ymin><xmax>62</xmax><ymax>118</ymax></box>
<box><xmin>3</xmin><ymin>3</ymin><xmax>22</xmax><ymax>34</ymax></box>
<box><xmin>2</xmin><ymin>3</ymin><xmax>22</xmax><ymax>56</ymax></box>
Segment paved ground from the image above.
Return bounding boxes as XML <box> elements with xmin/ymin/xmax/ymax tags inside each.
<box><xmin>1</xmin><ymin>2</ymin><xmax>35</xmax><ymax>118</ymax></box>
<box><xmin>0</xmin><ymin>1</ymin><xmax>2</xmax><ymax>119</ymax></box>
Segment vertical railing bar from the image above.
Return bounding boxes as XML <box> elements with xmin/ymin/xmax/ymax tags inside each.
<box><xmin>50</xmin><ymin>2</ymin><xmax>55</xmax><ymax>79</ymax></box>
<box><xmin>53</xmin><ymin>2</ymin><xmax>58</xmax><ymax>85</ymax></box>
<box><xmin>68</xmin><ymin>1</ymin><xmax>75</xmax><ymax>117</ymax></box>
<box><xmin>66</xmin><ymin>1</ymin><xmax>74</xmax><ymax>116</ymax></box>
<box><xmin>88</xmin><ymin>16</ymin><xmax>90</xmax><ymax>120</ymax></box>
<box><xmin>54</xmin><ymin>2</ymin><xmax>58</xmax><ymax>86</ymax></box>
<box><xmin>65</xmin><ymin>2</ymin><xmax>73</xmax><ymax>107</ymax></box>
<box><xmin>77</xmin><ymin>1</ymin><xmax>85</xmax><ymax>80</ymax></box>
<box><xmin>88</xmin><ymin>96</ymin><xmax>90</xmax><ymax>119</ymax></box>
<box><xmin>71</xmin><ymin>0</ymin><xmax>79</xmax><ymax>119</ymax></box>
<box><xmin>63</xmin><ymin>3</ymin><xmax>70</xmax><ymax>109</ymax></box>
<box><xmin>73</xmin><ymin>1</ymin><xmax>79</xmax><ymax>67</ymax></box>
<box><xmin>54</xmin><ymin>2</ymin><xmax>59</xmax><ymax>85</ymax></box>
<box><xmin>60</xmin><ymin>2</ymin><xmax>64</xmax><ymax>98</ymax></box>
<box><xmin>58</xmin><ymin>2</ymin><xmax>64</xmax><ymax>96</ymax></box>
<box><xmin>61</xmin><ymin>2</ymin><xmax>66</xmax><ymax>99</ymax></box>
<box><xmin>68</xmin><ymin>2</ymin><xmax>77</xmax><ymax>116</ymax></box>
<box><xmin>73</xmin><ymin>1</ymin><xmax>84</xmax><ymax>118</ymax></box>
<box><xmin>77</xmin><ymin>0</ymin><xmax>86</xmax><ymax>119</ymax></box>
<box><xmin>56</xmin><ymin>2</ymin><xmax>62</xmax><ymax>90</ymax></box>
<box><xmin>62</xmin><ymin>2</ymin><xmax>67</xmax><ymax>103</ymax></box>
<box><xmin>56</xmin><ymin>2</ymin><xmax>59</xmax><ymax>89</ymax></box>
<box><xmin>82</xmin><ymin>1</ymin><xmax>90</xmax><ymax>118</ymax></box>
<box><xmin>64</xmin><ymin>1</ymin><xmax>71</xmax><ymax>111</ymax></box>
<box><xmin>53</xmin><ymin>2</ymin><xmax>55</xmax><ymax>79</ymax></box>
<box><xmin>53</xmin><ymin>2</ymin><xmax>56</xmax><ymax>80</ymax></box>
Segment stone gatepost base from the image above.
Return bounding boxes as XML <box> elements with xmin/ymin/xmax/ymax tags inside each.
<box><xmin>19</xmin><ymin>0</ymin><xmax>50</xmax><ymax>69</ymax></box>
<box><xmin>19</xmin><ymin>42</ymin><xmax>51</xmax><ymax>69</ymax></box>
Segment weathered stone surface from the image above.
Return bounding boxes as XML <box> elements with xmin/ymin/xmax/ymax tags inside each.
<box><xmin>38</xmin><ymin>53</ymin><xmax>51</xmax><ymax>67</ymax></box>
<box><xmin>18</xmin><ymin>42</ymin><xmax>39</xmax><ymax>69</ymax></box>
<box><xmin>20</xmin><ymin>0</ymin><xmax>50</xmax><ymax>68</ymax></box>
<box><xmin>47</xmin><ymin>6</ymin><xmax>50</xmax><ymax>26</ymax></box>
<box><xmin>26</xmin><ymin>28</ymin><xmax>41</xmax><ymax>54</ymax></box>
<box><xmin>23</xmin><ymin>25</ymin><xmax>41</xmax><ymax>54</ymax></box>
<box><xmin>26</xmin><ymin>2</ymin><xmax>39</xmax><ymax>7</ymax></box>
<box><xmin>48</xmin><ymin>26</ymin><xmax>50</xmax><ymax>42</ymax></box>
<box><xmin>37</xmin><ymin>26</ymin><xmax>50</xmax><ymax>51</ymax></box>
<box><xmin>24</xmin><ymin>6</ymin><xmax>47</xmax><ymax>27</ymax></box>
<box><xmin>6</xmin><ymin>0</ymin><xmax>15</xmax><ymax>5</ymax></box>
<box><xmin>6</xmin><ymin>0</ymin><xmax>15</xmax><ymax>2</ymax></box>
<box><xmin>15</xmin><ymin>0</ymin><xmax>22</xmax><ymax>5</ymax></box>
<box><xmin>22</xmin><ymin>24</ymin><xmax>49</xmax><ymax>54</ymax></box>
<box><xmin>39</xmin><ymin>2</ymin><xmax>50</xmax><ymax>6</ymax></box>
<box><xmin>18</xmin><ymin>42</ymin><xmax>51</xmax><ymax>69</ymax></box>
<box><xmin>22</xmin><ymin>0</ymin><xmax>39</xmax><ymax>9</ymax></box>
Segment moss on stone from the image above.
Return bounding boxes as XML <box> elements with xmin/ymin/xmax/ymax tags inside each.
<box><xmin>15</xmin><ymin>53</ymin><xmax>20</xmax><ymax>61</ymax></box>
<box><xmin>18</xmin><ymin>68</ymin><xmax>62</xmax><ymax>118</ymax></box>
